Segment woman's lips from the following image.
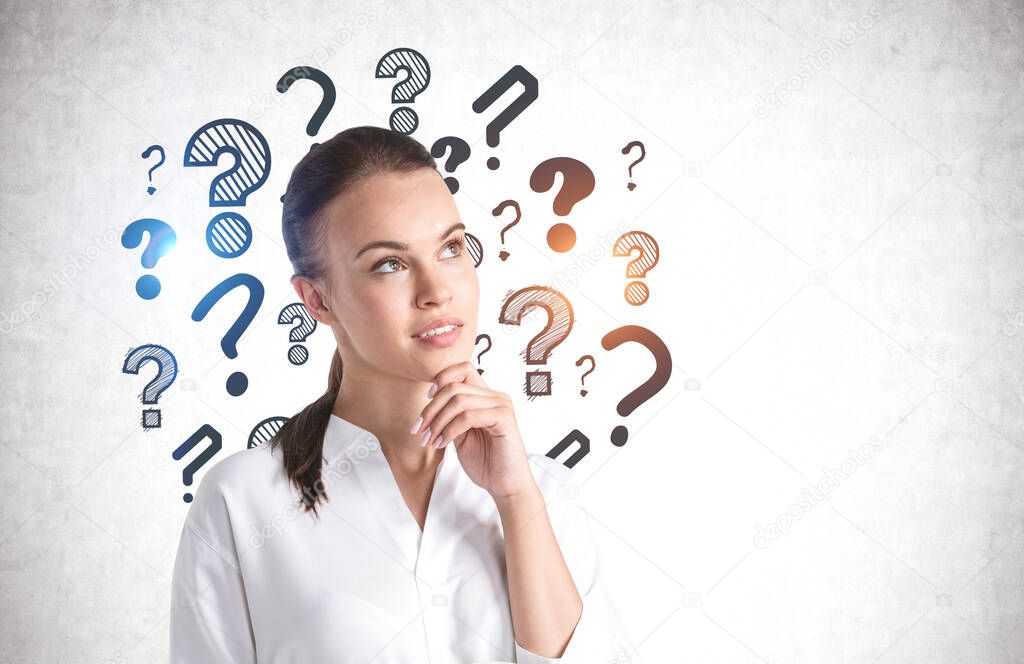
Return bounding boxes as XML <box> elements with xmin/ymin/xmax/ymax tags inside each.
<box><xmin>412</xmin><ymin>324</ymin><xmax>462</xmax><ymax>348</ymax></box>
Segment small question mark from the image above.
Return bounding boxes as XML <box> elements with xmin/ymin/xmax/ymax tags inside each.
<box><xmin>121</xmin><ymin>344</ymin><xmax>178</xmax><ymax>429</ymax></box>
<box><xmin>529</xmin><ymin>157</ymin><xmax>595</xmax><ymax>253</ymax></box>
<box><xmin>472</xmin><ymin>65</ymin><xmax>539</xmax><ymax>170</ymax></box>
<box><xmin>491</xmin><ymin>200</ymin><xmax>521</xmax><ymax>261</ymax></box>
<box><xmin>121</xmin><ymin>218</ymin><xmax>177</xmax><ymax>300</ymax></box>
<box><xmin>474</xmin><ymin>333</ymin><xmax>492</xmax><ymax>374</ymax></box>
<box><xmin>430</xmin><ymin>136</ymin><xmax>471</xmax><ymax>194</ymax></box>
<box><xmin>601</xmin><ymin>325</ymin><xmax>672</xmax><ymax>446</ymax></box>
<box><xmin>191</xmin><ymin>273</ymin><xmax>265</xmax><ymax>396</ymax></box>
<box><xmin>276</xmin><ymin>66</ymin><xmax>337</xmax><ymax>143</ymax></box>
<box><xmin>621</xmin><ymin>140</ymin><xmax>645</xmax><ymax>191</ymax></box>
<box><xmin>141</xmin><ymin>145</ymin><xmax>165</xmax><ymax>195</ymax></box>
<box><xmin>174</xmin><ymin>424</ymin><xmax>222</xmax><ymax>502</ymax></box>
<box><xmin>613</xmin><ymin>231</ymin><xmax>660</xmax><ymax>305</ymax></box>
<box><xmin>278</xmin><ymin>302</ymin><xmax>317</xmax><ymax>365</ymax></box>
<box><xmin>575</xmin><ymin>354</ymin><xmax>595</xmax><ymax>396</ymax></box>
<box><xmin>183</xmin><ymin>119</ymin><xmax>271</xmax><ymax>206</ymax></box>
<box><xmin>375</xmin><ymin>48</ymin><xmax>431</xmax><ymax>134</ymax></box>
<box><xmin>248</xmin><ymin>416</ymin><xmax>289</xmax><ymax>449</ymax></box>
<box><xmin>498</xmin><ymin>286</ymin><xmax>574</xmax><ymax>398</ymax></box>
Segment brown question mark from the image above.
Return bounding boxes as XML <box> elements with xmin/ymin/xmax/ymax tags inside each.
<box><xmin>601</xmin><ymin>325</ymin><xmax>672</xmax><ymax>446</ymax></box>
<box><xmin>491</xmin><ymin>199</ymin><xmax>521</xmax><ymax>261</ymax></box>
<box><xmin>529</xmin><ymin>157</ymin><xmax>595</xmax><ymax>253</ymax></box>
<box><xmin>498</xmin><ymin>286</ymin><xmax>574</xmax><ymax>398</ymax></box>
<box><xmin>575</xmin><ymin>354</ymin><xmax>595</xmax><ymax>396</ymax></box>
<box><xmin>621</xmin><ymin>140</ymin><xmax>646</xmax><ymax>191</ymax></box>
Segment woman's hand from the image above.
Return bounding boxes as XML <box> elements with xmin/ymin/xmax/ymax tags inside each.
<box><xmin>411</xmin><ymin>361</ymin><xmax>536</xmax><ymax>500</ymax></box>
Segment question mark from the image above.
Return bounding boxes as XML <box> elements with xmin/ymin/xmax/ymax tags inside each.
<box><xmin>121</xmin><ymin>344</ymin><xmax>178</xmax><ymax>429</ymax></box>
<box><xmin>278</xmin><ymin>302</ymin><xmax>317</xmax><ymax>365</ymax></box>
<box><xmin>613</xmin><ymin>231</ymin><xmax>660</xmax><ymax>305</ymax></box>
<box><xmin>174</xmin><ymin>424</ymin><xmax>222</xmax><ymax>502</ymax></box>
<box><xmin>491</xmin><ymin>200</ymin><xmax>521</xmax><ymax>261</ymax></box>
<box><xmin>141</xmin><ymin>145</ymin><xmax>165</xmax><ymax>195</ymax></box>
<box><xmin>546</xmin><ymin>429</ymin><xmax>591</xmax><ymax>468</ymax></box>
<box><xmin>430</xmin><ymin>136</ymin><xmax>472</xmax><ymax>194</ymax></box>
<box><xmin>183</xmin><ymin>118</ymin><xmax>271</xmax><ymax>206</ymax></box>
<box><xmin>276</xmin><ymin>66</ymin><xmax>337</xmax><ymax>145</ymax></box>
<box><xmin>575</xmin><ymin>354</ymin><xmax>595</xmax><ymax>396</ymax></box>
<box><xmin>121</xmin><ymin>218</ymin><xmax>177</xmax><ymax>300</ymax></box>
<box><xmin>472</xmin><ymin>65</ymin><xmax>539</xmax><ymax>170</ymax></box>
<box><xmin>601</xmin><ymin>325</ymin><xmax>672</xmax><ymax>446</ymax></box>
<box><xmin>621</xmin><ymin>140</ymin><xmax>645</xmax><ymax>191</ymax></box>
<box><xmin>375</xmin><ymin>48</ymin><xmax>431</xmax><ymax>134</ymax></box>
<box><xmin>474</xmin><ymin>333</ymin><xmax>492</xmax><ymax>374</ymax></box>
<box><xmin>529</xmin><ymin>157</ymin><xmax>595</xmax><ymax>253</ymax></box>
<box><xmin>248</xmin><ymin>416</ymin><xmax>289</xmax><ymax>449</ymax></box>
<box><xmin>191</xmin><ymin>273</ymin><xmax>265</xmax><ymax>397</ymax></box>
<box><xmin>465</xmin><ymin>233</ymin><xmax>484</xmax><ymax>267</ymax></box>
<box><xmin>498</xmin><ymin>286</ymin><xmax>574</xmax><ymax>398</ymax></box>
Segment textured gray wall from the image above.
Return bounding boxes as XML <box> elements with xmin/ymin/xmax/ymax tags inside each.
<box><xmin>1</xmin><ymin>0</ymin><xmax>1023</xmax><ymax>662</ymax></box>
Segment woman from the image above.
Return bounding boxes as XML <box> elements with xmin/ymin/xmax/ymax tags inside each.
<box><xmin>170</xmin><ymin>126</ymin><xmax>642</xmax><ymax>663</ymax></box>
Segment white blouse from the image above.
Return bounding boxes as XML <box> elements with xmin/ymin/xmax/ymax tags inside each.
<box><xmin>170</xmin><ymin>413</ymin><xmax>643</xmax><ymax>663</ymax></box>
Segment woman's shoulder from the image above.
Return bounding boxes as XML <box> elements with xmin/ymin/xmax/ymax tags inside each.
<box><xmin>194</xmin><ymin>442</ymin><xmax>290</xmax><ymax>497</ymax></box>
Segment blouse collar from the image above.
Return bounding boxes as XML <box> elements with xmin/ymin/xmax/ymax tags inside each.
<box><xmin>323</xmin><ymin>413</ymin><xmax>382</xmax><ymax>465</ymax></box>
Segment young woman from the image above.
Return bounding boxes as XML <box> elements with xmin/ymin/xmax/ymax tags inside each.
<box><xmin>170</xmin><ymin>126</ymin><xmax>642</xmax><ymax>663</ymax></box>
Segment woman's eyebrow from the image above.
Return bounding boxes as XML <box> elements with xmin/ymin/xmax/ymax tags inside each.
<box><xmin>354</xmin><ymin>222</ymin><xmax>465</xmax><ymax>259</ymax></box>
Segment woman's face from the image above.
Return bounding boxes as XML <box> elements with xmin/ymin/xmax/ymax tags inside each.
<box><xmin>311</xmin><ymin>167</ymin><xmax>479</xmax><ymax>382</ymax></box>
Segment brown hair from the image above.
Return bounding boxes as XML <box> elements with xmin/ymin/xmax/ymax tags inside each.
<box><xmin>272</xmin><ymin>125</ymin><xmax>438</xmax><ymax>517</ymax></box>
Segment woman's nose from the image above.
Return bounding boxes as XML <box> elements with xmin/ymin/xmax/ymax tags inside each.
<box><xmin>415</xmin><ymin>265</ymin><xmax>453</xmax><ymax>308</ymax></box>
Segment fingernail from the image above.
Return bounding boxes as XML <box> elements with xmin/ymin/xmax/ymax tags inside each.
<box><xmin>419</xmin><ymin>428</ymin><xmax>432</xmax><ymax>446</ymax></box>
<box><xmin>427</xmin><ymin>382</ymin><xmax>437</xmax><ymax>397</ymax></box>
<box><xmin>409</xmin><ymin>416</ymin><xmax>423</xmax><ymax>435</ymax></box>
<box><xmin>431</xmin><ymin>434</ymin><xmax>443</xmax><ymax>448</ymax></box>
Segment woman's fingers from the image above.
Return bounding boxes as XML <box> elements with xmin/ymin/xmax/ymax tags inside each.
<box><xmin>422</xmin><ymin>392</ymin><xmax>497</xmax><ymax>448</ymax></box>
<box><xmin>435</xmin><ymin>406</ymin><xmax>505</xmax><ymax>450</ymax></box>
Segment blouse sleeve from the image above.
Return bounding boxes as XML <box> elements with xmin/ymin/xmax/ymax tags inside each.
<box><xmin>169</xmin><ymin>465</ymin><xmax>258</xmax><ymax>663</ymax></box>
<box><xmin>513</xmin><ymin>460</ymin><xmax>645</xmax><ymax>664</ymax></box>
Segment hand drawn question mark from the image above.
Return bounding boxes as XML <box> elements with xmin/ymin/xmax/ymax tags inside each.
<box><xmin>191</xmin><ymin>273</ymin><xmax>265</xmax><ymax>397</ymax></box>
<box><xmin>498</xmin><ymin>286</ymin><xmax>574</xmax><ymax>398</ymax></box>
<box><xmin>121</xmin><ymin>218</ymin><xmax>177</xmax><ymax>300</ymax></box>
<box><xmin>621</xmin><ymin>140</ymin><xmax>645</xmax><ymax>191</ymax></box>
<box><xmin>601</xmin><ymin>325</ymin><xmax>672</xmax><ymax>446</ymax></box>
<box><xmin>613</xmin><ymin>231</ymin><xmax>660</xmax><ymax>305</ymax></box>
<box><xmin>183</xmin><ymin>118</ymin><xmax>271</xmax><ymax>206</ymax></box>
<box><xmin>278</xmin><ymin>302</ymin><xmax>317</xmax><ymax>365</ymax></box>
<box><xmin>575</xmin><ymin>354</ymin><xmax>595</xmax><ymax>396</ymax></box>
<box><xmin>529</xmin><ymin>157</ymin><xmax>595</xmax><ymax>252</ymax></box>
<box><xmin>472</xmin><ymin>65</ymin><xmax>539</xmax><ymax>170</ymax></box>
<box><xmin>375</xmin><ymin>48</ymin><xmax>431</xmax><ymax>134</ymax></box>
<box><xmin>491</xmin><ymin>199</ymin><xmax>521</xmax><ymax>261</ymax></box>
<box><xmin>430</xmin><ymin>136</ymin><xmax>471</xmax><ymax>194</ymax></box>
<box><xmin>474</xmin><ymin>333</ymin><xmax>492</xmax><ymax>375</ymax></box>
<box><xmin>141</xmin><ymin>144</ymin><xmax>165</xmax><ymax>195</ymax></box>
<box><xmin>174</xmin><ymin>424</ymin><xmax>222</xmax><ymax>503</ymax></box>
<box><xmin>465</xmin><ymin>232</ymin><xmax>484</xmax><ymax>267</ymax></box>
<box><xmin>248</xmin><ymin>416</ymin><xmax>289</xmax><ymax>449</ymax></box>
<box><xmin>276</xmin><ymin>66</ymin><xmax>337</xmax><ymax>145</ymax></box>
<box><xmin>121</xmin><ymin>344</ymin><xmax>178</xmax><ymax>429</ymax></box>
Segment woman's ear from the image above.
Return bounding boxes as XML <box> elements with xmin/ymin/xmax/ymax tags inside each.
<box><xmin>291</xmin><ymin>275</ymin><xmax>336</xmax><ymax>325</ymax></box>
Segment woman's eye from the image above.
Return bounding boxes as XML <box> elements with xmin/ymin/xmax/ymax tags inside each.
<box><xmin>372</xmin><ymin>257</ymin><xmax>403</xmax><ymax>273</ymax></box>
<box><xmin>442</xmin><ymin>237</ymin><xmax>464</xmax><ymax>258</ymax></box>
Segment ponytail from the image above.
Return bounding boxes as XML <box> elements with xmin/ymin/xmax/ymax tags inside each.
<box><xmin>268</xmin><ymin>347</ymin><xmax>343</xmax><ymax>517</ymax></box>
